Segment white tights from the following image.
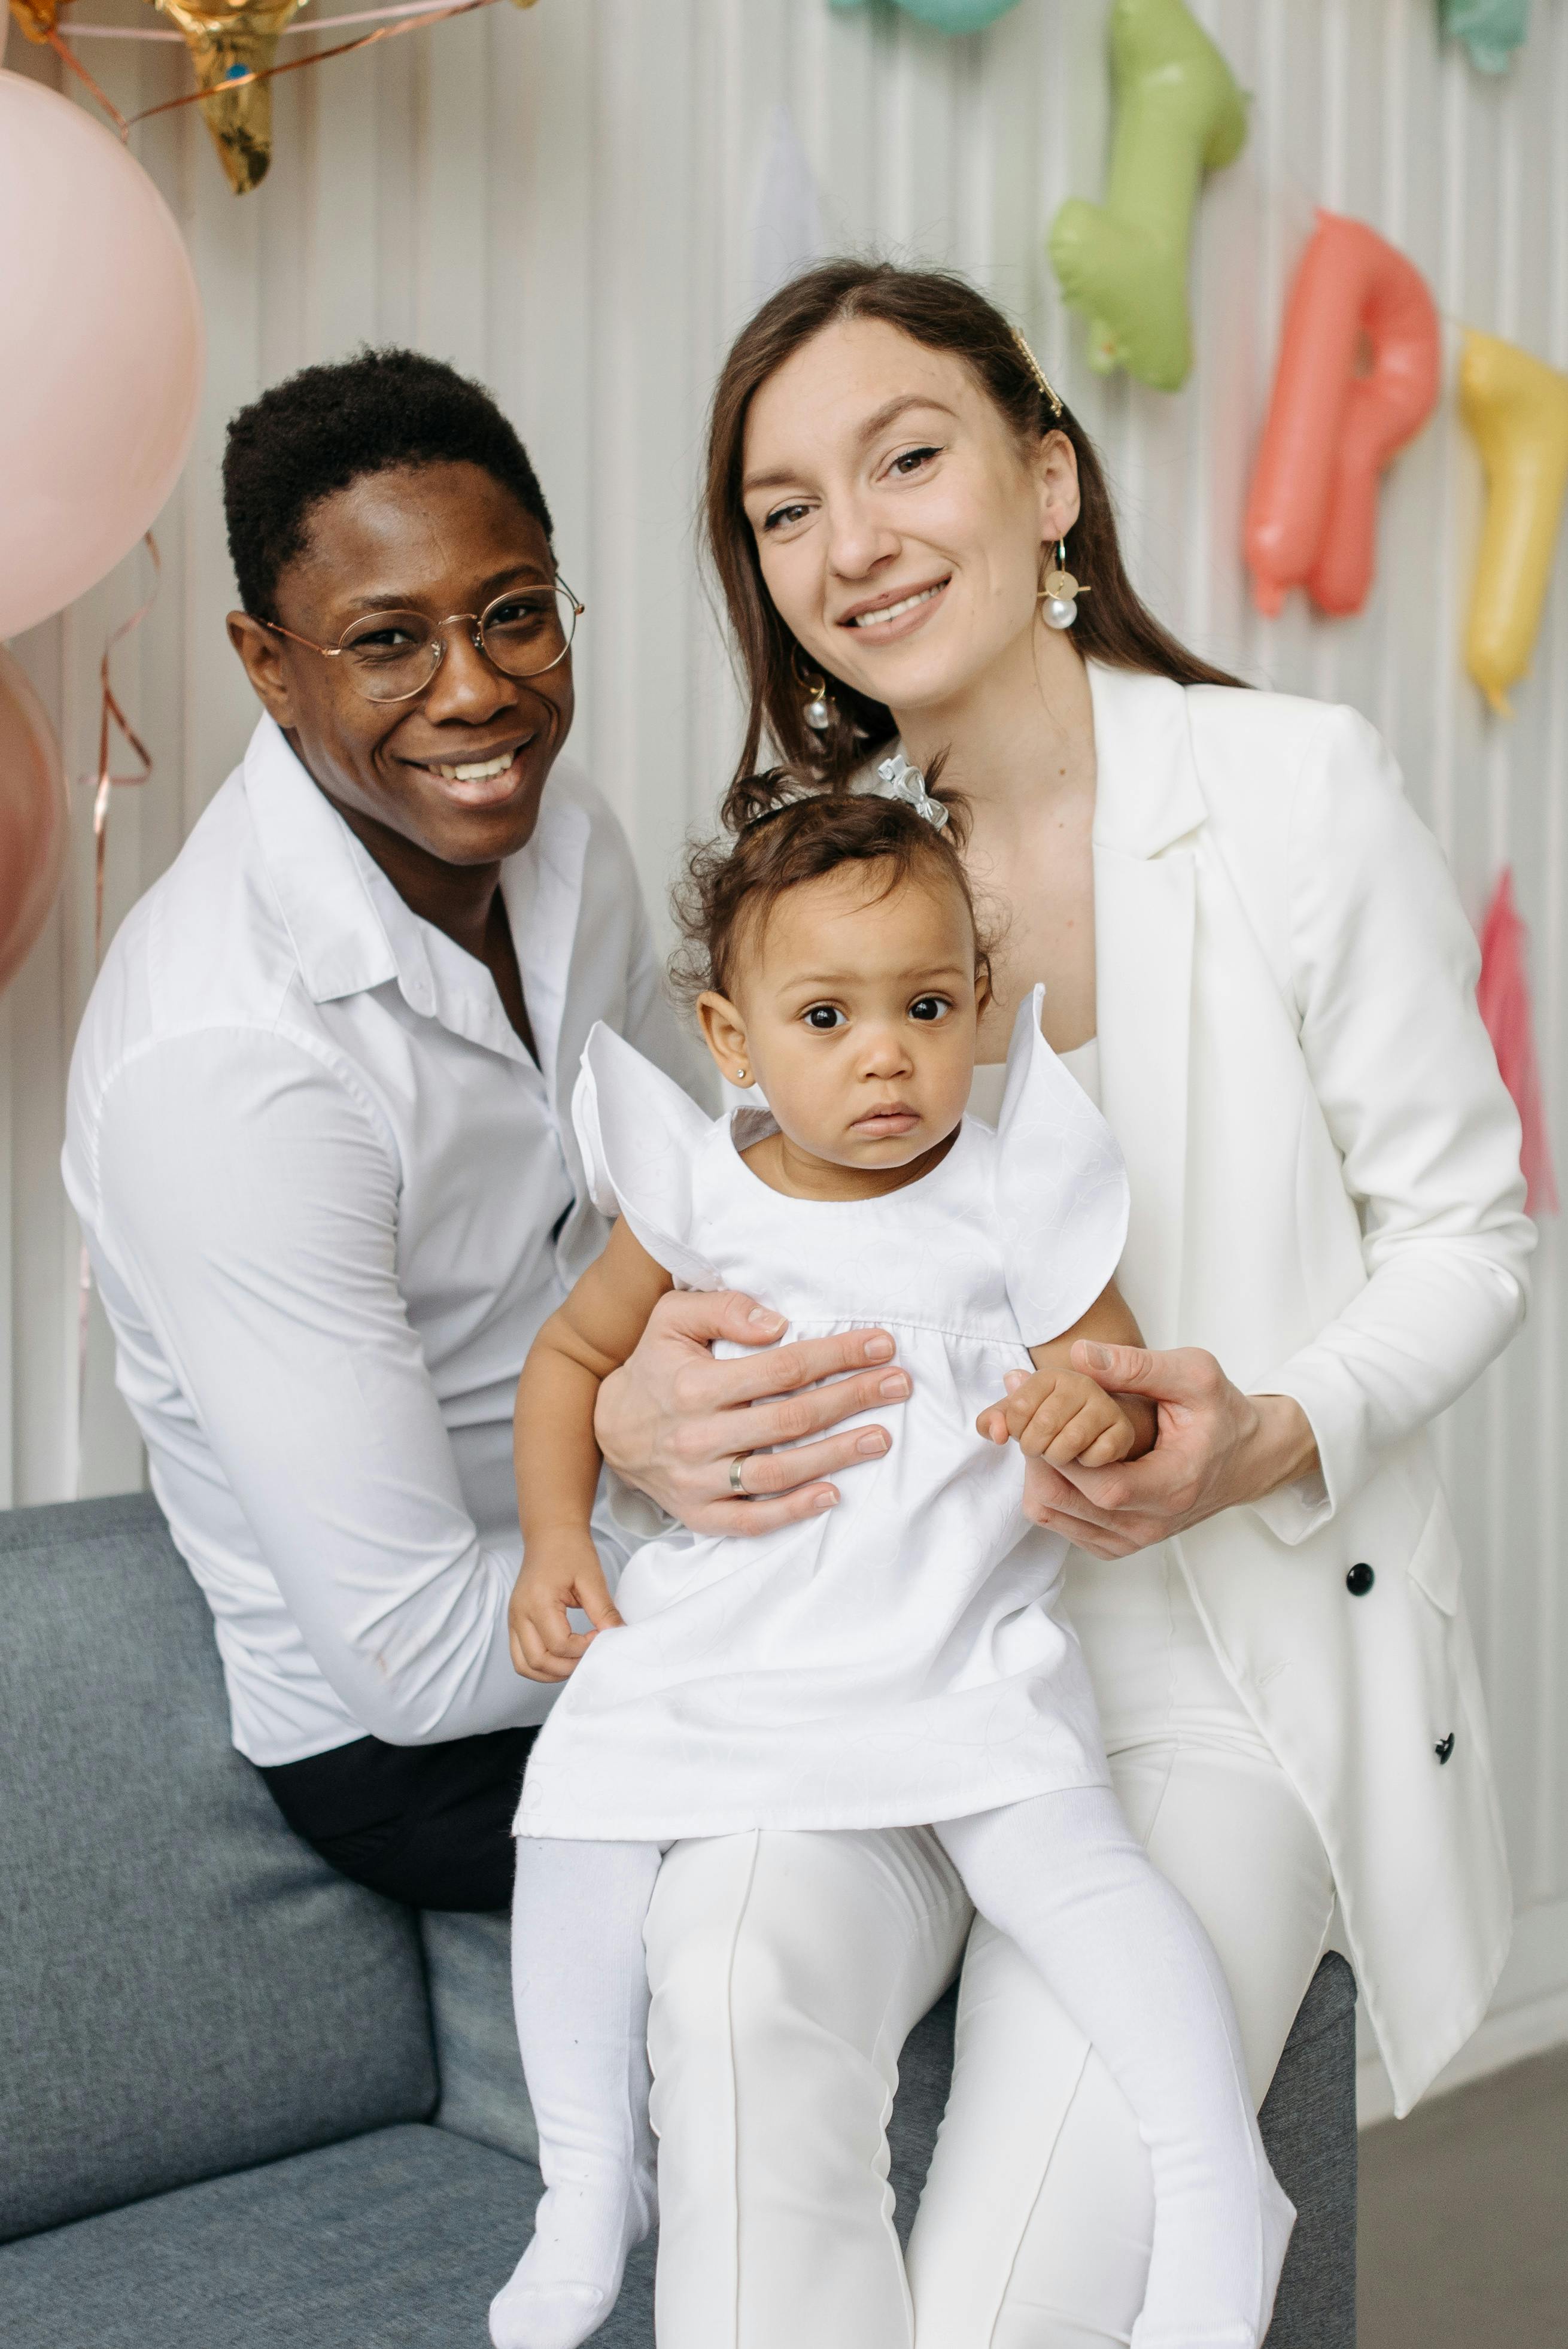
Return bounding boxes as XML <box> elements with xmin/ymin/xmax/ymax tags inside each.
<box><xmin>490</xmin><ymin>1837</ymin><xmax>663</xmax><ymax>2349</ymax></box>
<box><xmin>491</xmin><ymin>1789</ymin><xmax>1293</xmax><ymax>2349</ymax></box>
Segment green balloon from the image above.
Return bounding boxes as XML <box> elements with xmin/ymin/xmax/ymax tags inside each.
<box><xmin>829</xmin><ymin>0</ymin><xmax>1025</xmax><ymax>32</ymax></box>
<box><xmin>1049</xmin><ymin>0</ymin><xmax>1247</xmax><ymax>393</ymax></box>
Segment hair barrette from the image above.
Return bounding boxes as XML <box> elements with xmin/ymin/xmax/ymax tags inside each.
<box><xmin>873</xmin><ymin>752</ymin><xmax>949</xmax><ymax>831</ymax></box>
<box><xmin>1010</xmin><ymin>327</ymin><xmax>1065</xmax><ymax>420</ymax></box>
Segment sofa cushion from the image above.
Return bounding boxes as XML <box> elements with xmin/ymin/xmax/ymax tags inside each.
<box><xmin>0</xmin><ymin>2123</ymin><xmax>657</xmax><ymax>2349</ymax></box>
<box><xmin>1256</xmin><ymin>1950</ymin><xmax>1357</xmax><ymax>2348</ymax></box>
<box><xmin>421</xmin><ymin>1910</ymin><xmax>539</xmax><ymax>2164</ymax></box>
<box><xmin>0</xmin><ymin>1494</ymin><xmax>436</xmax><ymax>2242</ymax></box>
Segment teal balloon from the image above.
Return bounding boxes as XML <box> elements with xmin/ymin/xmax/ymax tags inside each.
<box><xmin>829</xmin><ymin>0</ymin><xmax>1025</xmax><ymax>32</ymax></box>
<box><xmin>1438</xmin><ymin>0</ymin><xmax>1530</xmax><ymax>74</ymax></box>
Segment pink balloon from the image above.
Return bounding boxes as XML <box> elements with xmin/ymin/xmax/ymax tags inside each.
<box><xmin>0</xmin><ymin>646</ymin><xmax>69</xmax><ymax>995</ymax></box>
<box><xmin>1245</xmin><ymin>211</ymin><xmax>1440</xmax><ymax>619</ymax></box>
<box><xmin>0</xmin><ymin>75</ymin><xmax>204</xmax><ymax>638</ymax></box>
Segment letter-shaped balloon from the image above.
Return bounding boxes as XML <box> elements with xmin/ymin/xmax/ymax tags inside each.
<box><xmin>1459</xmin><ymin>331</ymin><xmax>1568</xmax><ymax>718</ymax></box>
<box><xmin>1244</xmin><ymin>212</ymin><xmax>1439</xmax><ymax>619</ymax></box>
<box><xmin>1439</xmin><ymin>0</ymin><xmax>1530</xmax><ymax>76</ymax></box>
<box><xmin>0</xmin><ymin>648</ymin><xmax>69</xmax><ymax>997</ymax></box>
<box><xmin>1048</xmin><ymin>0</ymin><xmax>1246</xmax><ymax>393</ymax></box>
<box><xmin>829</xmin><ymin>0</ymin><xmax>1024</xmax><ymax>30</ymax></box>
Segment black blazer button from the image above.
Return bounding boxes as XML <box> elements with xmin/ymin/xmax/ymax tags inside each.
<box><xmin>1346</xmin><ymin>1563</ymin><xmax>1375</xmax><ymax>1596</ymax></box>
<box><xmin>1436</xmin><ymin>1733</ymin><xmax>1455</xmax><ymax>1764</ymax></box>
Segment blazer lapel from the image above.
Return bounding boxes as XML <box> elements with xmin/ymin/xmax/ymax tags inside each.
<box><xmin>1088</xmin><ymin>664</ymin><xmax>1206</xmax><ymax>1350</ymax></box>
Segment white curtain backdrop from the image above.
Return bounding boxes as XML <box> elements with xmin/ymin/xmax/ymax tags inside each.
<box><xmin>4</xmin><ymin>0</ymin><xmax>1566</xmax><ymax>2113</ymax></box>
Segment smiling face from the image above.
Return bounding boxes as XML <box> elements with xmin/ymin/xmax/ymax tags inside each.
<box><xmin>697</xmin><ymin>859</ymin><xmax>984</xmax><ymax>1199</ymax></box>
<box><xmin>740</xmin><ymin>317</ymin><xmax>1080</xmax><ymax>733</ymax></box>
<box><xmin>227</xmin><ymin>459</ymin><xmax>572</xmax><ymax>870</ymax></box>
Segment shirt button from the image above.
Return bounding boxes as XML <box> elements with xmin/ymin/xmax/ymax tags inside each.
<box><xmin>1345</xmin><ymin>1563</ymin><xmax>1375</xmax><ymax>1596</ymax></box>
<box><xmin>1436</xmin><ymin>1732</ymin><xmax>1456</xmax><ymax>1764</ymax></box>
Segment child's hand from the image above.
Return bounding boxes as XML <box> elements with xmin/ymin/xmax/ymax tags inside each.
<box><xmin>509</xmin><ymin>1531</ymin><xmax>625</xmax><ymax>1682</ymax></box>
<box><xmin>977</xmin><ymin>1366</ymin><xmax>1140</xmax><ymax>1469</ymax></box>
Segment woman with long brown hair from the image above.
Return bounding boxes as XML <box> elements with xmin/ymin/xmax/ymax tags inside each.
<box><xmin>593</xmin><ymin>261</ymin><xmax>1530</xmax><ymax>2343</ymax></box>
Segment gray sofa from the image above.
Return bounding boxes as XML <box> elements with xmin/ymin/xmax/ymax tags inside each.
<box><xmin>1</xmin><ymin>1492</ymin><xmax>1357</xmax><ymax>2345</ymax></box>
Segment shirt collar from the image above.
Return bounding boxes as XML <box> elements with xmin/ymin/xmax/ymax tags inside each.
<box><xmin>242</xmin><ymin>714</ymin><xmax>400</xmax><ymax>1004</ymax></box>
<box><xmin>241</xmin><ymin>713</ymin><xmax>591</xmax><ymax>1079</ymax></box>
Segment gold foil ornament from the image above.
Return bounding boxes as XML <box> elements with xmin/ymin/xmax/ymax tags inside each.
<box><xmin>8</xmin><ymin>0</ymin><xmax>64</xmax><ymax>42</ymax></box>
<box><xmin>145</xmin><ymin>0</ymin><xmax>303</xmax><ymax>195</ymax></box>
<box><xmin>11</xmin><ymin>0</ymin><xmax>542</xmax><ymax>197</ymax></box>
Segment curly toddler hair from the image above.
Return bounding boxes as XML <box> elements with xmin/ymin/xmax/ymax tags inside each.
<box><xmin>671</xmin><ymin>771</ymin><xmax>994</xmax><ymax>1007</ymax></box>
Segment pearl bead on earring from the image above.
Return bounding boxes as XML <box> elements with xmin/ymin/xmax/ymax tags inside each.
<box><xmin>1038</xmin><ymin>538</ymin><xmax>1087</xmax><ymax>631</ymax></box>
<box><xmin>736</xmin><ymin>1066</ymin><xmax>748</xmax><ymax>1086</ymax></box>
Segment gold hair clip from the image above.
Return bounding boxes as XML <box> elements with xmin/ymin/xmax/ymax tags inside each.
<box><xmin>1010</xmin><ymin>327</ymin><xmax>1065</xmax><ymax>420</ymax></box>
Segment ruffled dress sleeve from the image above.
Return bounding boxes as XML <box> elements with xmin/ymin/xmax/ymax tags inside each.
<box><xmin>572</xmin><ymin>1021</ymin><xmax>722</xmax><ymax>1290</ymax></box>
<box><xmin>993</xmin><ymin>986</ymin><xmax>1131</xmax><ymax>1345</ymax></box>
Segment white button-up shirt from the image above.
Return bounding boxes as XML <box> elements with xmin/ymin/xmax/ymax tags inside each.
<box><xmin>64</xmin><ymin>715</ymin><xmax>696</xmax><ymax>1766</ymax></box>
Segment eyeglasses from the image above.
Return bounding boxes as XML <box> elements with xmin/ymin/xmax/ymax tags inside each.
<box><xmin>264</xmin><ymin>579</ymin><xmax>584</xmax><ymax>704</ymax></box>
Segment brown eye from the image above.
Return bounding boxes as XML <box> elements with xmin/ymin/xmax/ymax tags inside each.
<box><xmin>909</xmin><ymin>995</ymin><xmax>950</xmax><ymax>1023</ymax></box>
<box><xmin>803</xmin><ymin>1004</ymin><xmax>845</xmax><ymax>1031</ymax></box>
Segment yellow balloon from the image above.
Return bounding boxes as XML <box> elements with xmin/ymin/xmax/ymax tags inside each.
<box><xmin>1460</xmin><ymin>328</ymin><xmax>1568</xmax><ymax>718</ymax></box>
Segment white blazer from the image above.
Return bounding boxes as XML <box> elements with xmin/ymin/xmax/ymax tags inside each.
<box><xmin>1085</xmin><ymin>661</ymin><xmax>1533</xmax><ymax>2114</ymax></box>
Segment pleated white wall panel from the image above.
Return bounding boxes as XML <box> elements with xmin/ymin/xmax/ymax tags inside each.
<box><xmin>3</xmin><ymin>0</ymin><xmax>1565</xmax><ymax>2092</ymax></box>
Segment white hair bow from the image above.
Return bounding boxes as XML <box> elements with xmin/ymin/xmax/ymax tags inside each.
<box><xmin>873</xmin><ymin>752</ymin><xmax>949</xmax><ymax>831</ymax></box>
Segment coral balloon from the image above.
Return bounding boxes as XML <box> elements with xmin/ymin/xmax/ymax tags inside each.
<box><xmin>1048</xmin><ymin>0</ymin><xmax>1246</xmax><ymax>393</ymax></box>
<box><xmin>0</xmin><ymin>648</ymin><xmax>69</xmax><ymax>996</ymax></box>
<box><xmin>0</xmin><ymin>75</ymin><xmax>203</xmax><ymax>639</ymax></box>
<box><xmin>1459</xmin><ymin>330</ymin><xmax>1568</xmax><ymax>718</ymax></box>
<box><xmin>1244</xmin><ymin>211</ymin><xmax>1439</xmax><ymax>619</ymax></box>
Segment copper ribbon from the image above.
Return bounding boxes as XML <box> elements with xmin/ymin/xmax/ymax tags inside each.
<box><xmin>41</xmin><ymin>0</ymin><xmax>503</xmax><ymax>142</ymax></box>
<box><xmin>77</xmin><ymin>534</ymin><xmax>160</xmax><ymax>1477</ymax></box>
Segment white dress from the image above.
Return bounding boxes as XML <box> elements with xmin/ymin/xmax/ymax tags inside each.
<box><xmin>515</xmin><ymin>989</ymin><xmax>1131</xmax><ymax>1844</ymax></box>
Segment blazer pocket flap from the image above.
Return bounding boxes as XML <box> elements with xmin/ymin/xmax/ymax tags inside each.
<box><xmin>1408</xmin><ymin>1493</ymin><xmax>1461</xmax><ymax>1616</ymax></box>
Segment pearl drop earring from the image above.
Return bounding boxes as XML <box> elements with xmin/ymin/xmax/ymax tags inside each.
<box><xmin>1038</xmin><ymin>538</ymin><xmax>1090</xmax><ymax>631</ymax></box>
<box><xmin>792</xmin><ymin>646</ymin><xmax>834</xmax><ymax>734</ymax></box>
<box><xmin>800</xmin><ymin>671</ymin><xmax>831</xmax><ymax>733</ymax></box>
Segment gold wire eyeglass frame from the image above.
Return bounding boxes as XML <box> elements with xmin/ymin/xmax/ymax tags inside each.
<box><xmin>263</xmin><ymin>578</ymin><xmax>585</xmax><ymax>703</ymax></box>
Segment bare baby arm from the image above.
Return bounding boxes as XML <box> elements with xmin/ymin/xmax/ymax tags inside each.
<box><xmin>510</xmin><ymin>1218</ymin><xmax>674</xmax><ymax>1683</ymax></box>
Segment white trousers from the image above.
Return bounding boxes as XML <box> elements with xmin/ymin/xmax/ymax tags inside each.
<box><xmin>644</xmin><ymin>1552</ymin><xmax>1336</xmax><ymax>2348</ymax></box>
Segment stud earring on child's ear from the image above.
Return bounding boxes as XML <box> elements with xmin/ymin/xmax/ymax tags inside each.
<box><xmin>736</xmin><ymin>1065</ymin><xmax>749</xmax><ymax>1086</ymax></box>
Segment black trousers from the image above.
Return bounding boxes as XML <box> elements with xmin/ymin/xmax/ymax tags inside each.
<box><xmin>259</xmin><ymin>1724</ymin><xmax>537</xmax><ymax>1912</ymax></box>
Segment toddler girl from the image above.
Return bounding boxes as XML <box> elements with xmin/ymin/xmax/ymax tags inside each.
<box><xmin>490</xmin><ymin>768</ymin><xmax>1293</xmax><ymax>2349</ymax></box>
